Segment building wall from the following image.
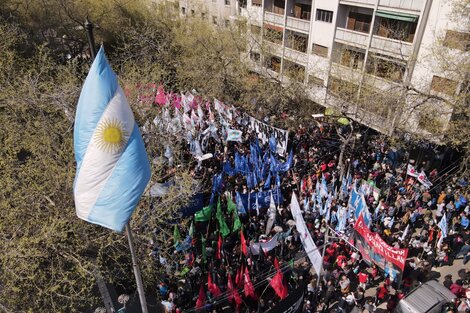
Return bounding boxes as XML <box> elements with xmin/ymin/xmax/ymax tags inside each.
<box><xmin>151</xmin><ymin>0</ymin><xmax>467</xmax><ymax>139</ymax></box>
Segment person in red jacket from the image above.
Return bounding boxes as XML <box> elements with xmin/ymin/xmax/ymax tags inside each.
<box><xmin>450</xmin><ymin>280</ymin><xmax>465</xmax><ymax>298</ymax></box>
<box><xmin>374</xmin><ymin>283</ymin><xmax>389</xmax><ymax>305</ymax></box>
<box><xmin>358</xmin><ymin>271</ymin><xmax>369</xmax><ymax>289</ymax></box>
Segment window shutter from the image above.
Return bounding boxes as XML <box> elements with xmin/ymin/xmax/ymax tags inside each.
<box><xmin>347</xmin><ymin>12</ymin><xmax>356</xmax><ymax>30</ymax></box>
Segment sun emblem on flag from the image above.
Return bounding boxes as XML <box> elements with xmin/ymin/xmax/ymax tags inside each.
<box><xmin>94</xmin><ymin>119</ymin><xmax>129</xmax><ymax>153</ymax></box>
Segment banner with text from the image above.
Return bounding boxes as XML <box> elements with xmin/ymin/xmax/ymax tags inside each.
<box><xmin>243</xmin><ymin>113</ymin><xmax>289</xmax><ymax>156</ymax></box>
<box><xmin>353</xmin><ymin>215</ymin><xmax>408</xmax><ymax>282</ymax></box>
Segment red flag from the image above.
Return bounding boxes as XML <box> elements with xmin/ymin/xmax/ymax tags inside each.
<box><xmin>207</xmin><ymin>272</ymin><xmax>221</xmax><ymax>297</ymax></box>
<box><xmin>235</xmin><ymin>264</ymin><xmax>244</xmax><ymax>289</ymax></box>
<box><xmin>243</xmin><ymin>267</ymin><xmax>257</xmax><ymax>299</ymax></box>
<box><xmin>240</xmin><ymin>230</ymin><xmax>248</xmax><ymax>256</ymax></box>
<box><xmin>269</xmin><ymin>271</ymin><xmax>288</xmax><ymax>299</ymax></box>
<box><xmin>216</xmin><ymin>234</ymin><xmax>222</xmax><ymax>260</ymax></box>
<box><xmin>196</xmin><ymin>285</ymin><xmax>206</xmax><ymax>309</ymax></box>
<box><xmin>273</xmin><ymin>257</ymin><xmax>280</xmax><ymax>271</ymax></box>
<box><xmin>227</xmin><ymin>272</ymin><xmax>242</xmax><ymax>306</ymax></box>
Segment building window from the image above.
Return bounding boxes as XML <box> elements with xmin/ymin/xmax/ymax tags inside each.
<box><xmin>283</xmin><ymin>60</ymin><xmax>305</xmax><ymax>81</ymax></box>
<box><xmin>375</xmin><ymin>17</ymin><xmax>417</xmax><ymax>43</ymax></box>
<box><xmin>266</xmin><ymin>56</ymin><xmax>282</xmax><ymax>73</ymax></box>
<box><xmin>250</xmin><ymin>52</ymin><xmax>261</xmax><ymax>62</ymax></box>
<box><xmin>308</xmin><ymin>75</ymin><xmax>324</xmax><ymax>87</ymax></box>
<box><xmin>212</xmin><ymin>16</ymin><xmax>218</xmax><ymax>25</ymax></box>
<box><xmin>225</xmin><ymin>0</ymin><xmax>230</xmax><ymax>5</ymax></box>
<box><xmin>251</xmin><ymin>24</ymin><xmax>261</xmax><ymax>35</ymax></box>
<box><xmin>286</xmin><ymin>31</ymin><xmax>308</xmax><ymax>53</ymax></box>
<box><xmin>431</xmin><ymin>76</ymin><xmax>459</xmax><ymax>95</ymax></box>
<box><xmin>443</xmin><ymin>30</ymin><xmax>470</xmax><ymax>51</ymax></box>
<box><xmin>316</xmin><ymin>9</ymin><xmax>333</xmax><ymax>23</ymax></box>
<box><xmin>191</xmin><ymin>9</ymin><xmax>195</xmax><ymax>16</ymax></box>
<box><xmin>264</xmin><ymin>25</ymin><xmax>283</xmax><ymax>45</ymax></box>
<box><xmin>272</xmin><ymin>0</ymin><xmax>285</xmax><ymax>15</ymax></box>
<box><xmin>181</xmin><ymin>7</ymin><xmax>186</xmax><ymax>14</ymax></box>
<box><xmin>347</xmin><ymin>12</ymin><xmax>372</xmax><ymax>33</ymax></box>
<box><xmin>366</xmin><ymin>53</ymin><xmax>406</xmax><ymax>82</ymax></box>
<box><xmin>293</xmin><ymin>3</ymin><xmax>311</xmax><ymax>20</ymax></box>
<box><xmin>225</xmin><ymin>19</ymin><xmax>230</xmax><ymax>27</ymax></box>
<box><xmin>312</xmin><ymin>44</ymin><xmax>328</xmax><ymax>57</ymax></box>
<box><xmin>340</xmin><ymin>49</ymin><xmax>365</xmax><ymax>70</ymax></box>
<box><xmin>201</xmin><ymin>12</ymin><xmax>206</xmax><ymax>19</ymax></box>
<box><xmin>252</xmin><ymin>0</ymin><xmax>262</xmax><ymax>6</ymax></box>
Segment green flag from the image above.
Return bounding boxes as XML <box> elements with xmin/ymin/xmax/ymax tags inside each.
<box><xmin>173</xmin><ymin>225</ymin><xmax>181</xmax><ymax>247</ymax></box>
<box><xmin>216</xmin><ymin>198</ymin><xmax>230</xmax><ymax>237</ymax></box>
<box><xmin>227</xmin><ymin>196</ymin><xmax>237</xmax><ymax>214</ymax></box>
<box><xmin>232</xmin><ymin>211</ymin><xmax>242</xmax><ymax>232</ymax></box>
<box><xmin>195</xmin><ymin>205</ymin><xmax>212</xmax><ymax>222</ymax></box>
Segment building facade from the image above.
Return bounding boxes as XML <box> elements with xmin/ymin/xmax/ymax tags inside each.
<box><xmin>162</xmin><ymin>0</ymin><xmax>469</xmax><ymax>138</ymax></box>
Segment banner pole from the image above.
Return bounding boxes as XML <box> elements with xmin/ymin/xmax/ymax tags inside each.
<box><xmin>316</xmin><ymin>226</ymin><xmax>329</xmax><ymax>290</ymax></box>
<box><xmin>125</xmin><ymin>223</ymin><xmax>149</xmax><ymax>313</ymax></box>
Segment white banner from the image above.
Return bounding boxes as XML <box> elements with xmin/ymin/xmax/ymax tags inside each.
<box><xmin>243</xmin><ymin>113</ymin><xmax>289</xmax><ymax>156</ymax></box>
<box><xmin>290</xmin><ymin>193</ymin><xmax>322</xmax><ymax>277</ymax></box>
<box><xmin>249</xmin><ymin>233</ymin><xmax>280</xmax><ymax>255</ymax></box>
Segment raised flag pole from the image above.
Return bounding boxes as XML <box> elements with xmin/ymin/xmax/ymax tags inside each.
<box><xmin>126</xmin><ymin>224</ymin><xmax>149</xmax><ymax>313</ymax></box>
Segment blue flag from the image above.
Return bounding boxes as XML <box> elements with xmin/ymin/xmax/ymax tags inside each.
<box><xmin>269</xmin><ymin>135</ymin><xmax>277</xmax><ymax>153</ymax></box>
<box><xmin>73</xmin><ymin>47</ymin><xmax>151</xmax><ymax>232</ymax></box>
<box><xmin>264</xmin><ymin>172</ymin><xmax>272</xmax><ymax>190</ymax></box>
<box><xmin>236</xmin><ymin>191</ymin><xmax>246</xmax><ymax>214</ymax></box>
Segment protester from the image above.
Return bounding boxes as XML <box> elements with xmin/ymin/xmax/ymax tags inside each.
<box><xmin>142</xmin><ymin>90</ymin><xmax>469</xmax><ymax>312</ymax></box>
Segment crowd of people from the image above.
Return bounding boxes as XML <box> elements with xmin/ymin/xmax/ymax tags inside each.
<box><xmin>143</xmin><ymin>92</ymin><xmax>469</xmax><ymax>313</ymax></box>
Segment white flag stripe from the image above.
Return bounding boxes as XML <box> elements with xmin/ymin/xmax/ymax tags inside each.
<box><xmin>75</xmin><ymin>86</ymin><xmax>135</xmax><ymax>219</ymax></box>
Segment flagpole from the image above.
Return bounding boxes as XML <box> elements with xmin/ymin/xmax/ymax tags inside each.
<box><xmin>125</xmin><ymin>223</ymin><xmax>149</xmax><ymax>313</ymax></box>
<box><xmin>316</xmin><ymin>226</ymin><xmax>328</xmax><ymax>289</ymax></box>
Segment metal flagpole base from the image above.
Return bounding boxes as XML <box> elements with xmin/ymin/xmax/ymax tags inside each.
<box><xmin>125</xmin><ymin>223</ymin><xmax>149</xmax><ymax>313</ymax></box>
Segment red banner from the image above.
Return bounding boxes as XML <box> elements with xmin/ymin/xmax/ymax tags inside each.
<box><xmin>354</xmin><ymin>215</ymin><xmax>408</xmax><ymax>271</ymax></box>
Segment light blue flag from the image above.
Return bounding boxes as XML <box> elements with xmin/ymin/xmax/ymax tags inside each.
<box><xmin>74</xmin><ymin>47</ymin><xmax>151</xmax><ymax>232</ymax></box>
<box><xmin>438</xmin><ymin>213</ymin><xmax>448</xmax><ymax>237</ymax></box>
<box><xmin>321</xmin><ymin>175</ymin><xmax>328</xmax><ymax>197</ymax></box>
<box><xmin>236</xmin><ymin>191</ymin><xmax>246</xmax><ymax>214</ymax></box>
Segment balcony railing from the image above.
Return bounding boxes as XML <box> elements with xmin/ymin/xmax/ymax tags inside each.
<box><xmin>265</xmin><ymin>41</ymin><xmax>284</xmax><ymax>57</ymax></box>
<box><xmin>284</xmin><ymin>47</ymin><xmax>308</xmax><ymax>65</ymax></box>
<box><xmin>286</xmin><ymin>16</ymin><xmax>310</xmax><ymax>33</ymax></box>
<box><xmin>330</xmin><ymin>63</ymin><xmax>363</xmax><ymax>83</ymax></box>
<box><xmin>335</xmin><ymin>27</ymin><xmax>369</xmax><ymax>48</ymax></box>
<box><xmin>370</xmin><ymin>35</ymin><xmax>413</xmax><ymax>58</ymax></box>
<box><xmin>264</xmin><ymin>11</ymin><xmax>284</xmax><ymax>26</ymax></box>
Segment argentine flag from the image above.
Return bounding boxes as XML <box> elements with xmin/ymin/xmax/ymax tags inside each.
<box><xmin>73</xmin><ymin>47</ymin><xmax>151</xmax><ymax>232</ymax></box>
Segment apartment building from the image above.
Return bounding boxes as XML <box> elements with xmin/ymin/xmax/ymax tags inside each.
<box><xmin>159</xmin><ymin>0</ymin><xmax>468</xmax><ymax>137</ymax></box>
<box><xmin>243</xmin><ymin>0</ymin><xmax>469</xmax><ymax>137</ymax></box>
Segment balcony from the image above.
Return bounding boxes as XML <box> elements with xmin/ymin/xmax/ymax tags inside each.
<box><xmin>265</xmin><ymin>41</ymin><xmax>284</xmax><ymax>57</ymax></box>
<box><xmin>286</xmin><ymin>16</ymin><xmax>310</xmax><ymax>33</ymax></box>
<box><xmin>284</xmin><ymin>47</ymin><xmax>308</xmax><ymax>65</ymax></box>
<box><xmin>335</xmin><ymin>27</ymin><xmax>369</xmax><ymax>48</ymax></box>
<box><xmin>370</xmin><ymin>35</ymin><xmax>413</xmax><ymax>58</ymax></box>
<box><xmin>264</xmin><ymin>11</ymin><xmax>284</xmax><ymax>26</ymax></box>
<box><xmin>330</xmin><ymin>62</ymin><xmax>363</xmax><ymax>84</ymax></box>
<box><xmin>378</xmin><ymin>0</ymin><xmax>425</xmax><ymax>12</ymax></box>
